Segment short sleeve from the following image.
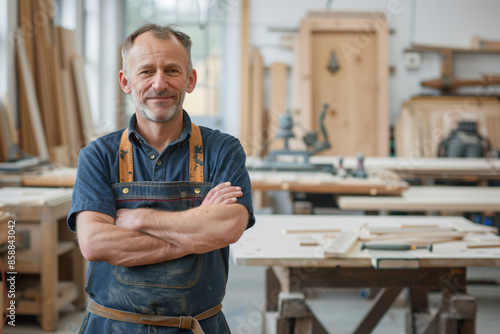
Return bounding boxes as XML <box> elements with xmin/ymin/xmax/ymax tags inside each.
<box><xmin>66</xmin><ymin>145</ymin><xmax>117</xmax><ymax>232</ymax></box>
<box><xmin>209</xmin><ymin>136</ymin><xmax>255</xmax><ymax>229</ymax></box>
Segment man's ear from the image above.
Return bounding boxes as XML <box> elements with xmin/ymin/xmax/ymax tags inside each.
<box><xmin>186</xmin><ymin>69</ymin><xmax>197</xmax><ymax>93</ymax></box>
<box><xmin>119</xmin><ymin>70</ymin><xmax>132</xmax><ymax>94</ymax></box>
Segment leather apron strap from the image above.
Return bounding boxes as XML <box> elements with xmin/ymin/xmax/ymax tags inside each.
<box><xmin>119</xmin><ymin>123</ymin><xmax>204</xmax><ymax>183</ymax></box>
<box><xmin>88</xmin><ymin>299</ymin><xmax>221</xmax><ymax>334</ymax></box>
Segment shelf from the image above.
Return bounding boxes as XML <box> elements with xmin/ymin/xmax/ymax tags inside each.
<box><xmin>17</xmin><ymin>281</ymin><xmax>78</xmax><ymax>316</ymax></box>
<box><xmin>405</xmin><ymin>44</ymin><xmax>500</xmax><ymax>54</ymax></box>
<box><xmin>2</xmin><ymin>241</ymin><xmax>76</xmax><ymax>274</ymax></box>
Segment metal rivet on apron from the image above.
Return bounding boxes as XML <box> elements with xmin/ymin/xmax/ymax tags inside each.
<box><xmin>194</xmin><ymin>188</ymin><xmax>201</xmax><ymax>194</ymax></box>
<box><xmin>150</xmin><ymin>154</ymin><xmax>156</xmax><ymax>160</ymax></box>
<box><xmin>156</xmin><ymin>160</ymin><xmax>162</xmax><ymax>166</ymax></box>
<box><xmin>122</xmin><ymin>187</ymin><xmax>129</xmax><ymax>194</ymax></box>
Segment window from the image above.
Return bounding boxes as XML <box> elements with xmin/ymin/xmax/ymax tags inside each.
<box><xmin>124</xmin><ymin>0</ymin><xmax>225</xmax><ymax>127</ymax></box>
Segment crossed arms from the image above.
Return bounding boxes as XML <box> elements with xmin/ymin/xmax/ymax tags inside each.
<box><xmin>76</xmin><ymin>182</ymin><xmax>248</xmax><ymax>267</ymax></box>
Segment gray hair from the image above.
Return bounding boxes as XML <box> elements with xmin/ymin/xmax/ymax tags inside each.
<box><xmin>121</xmin><ymin>23</ymin><xmax>193</xmax><ymax>77</ymax></box>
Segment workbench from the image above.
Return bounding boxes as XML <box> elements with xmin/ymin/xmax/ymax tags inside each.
<box><xmin>0</xmin><ymin>187</ymin><xmax>84</xmax><ymax>331</ymax></box>
<box><xmin>0</xmin><ymin>166</ymin><xmax>77</xmax><ymax>188</ymax></box>
<box><xmin>232</xmin><ymin>215</ymin><xmax>500</xmax><ymax>334</ymax></box>
<box><xmin>337</xmin><ymin>186</ymin><xmax>500</xmax><ymax>218</ymax></box>
<box><xmin>248</xmin><ymin>156</ymin><xmax>500</xmax><ymax>184</ymax></box>
<box><xmin>249</xmin><ymin>169</ymin><xmax>409</xmax><ymax>196</ymax></box>
<box><xmin>310</xmin><ymin>156</ymin><xmax>500</xmax><ymax>184</ymax></box>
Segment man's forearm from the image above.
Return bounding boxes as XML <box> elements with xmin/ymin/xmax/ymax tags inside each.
<box><xmin>116</xmin><ymin>204</ymin><xmax>248</xmax><ymax>254</ymax></box>
<box><xmin>76</xmin><ymin>212</ymin><xmax>191</xmax><ymax>266</ymax></box>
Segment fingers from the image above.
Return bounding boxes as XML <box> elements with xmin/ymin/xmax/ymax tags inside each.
<box><xmin>203</xmin><ymin>182</ymin><xmax>232</xmax><ymax>203</ymax></box>
<box><xmin>211</xmin><ymin>187</ymin><xmax>242</xmax><ymax>205</ymax></box>
<box><xmin>201</xmin><ymin>182</ymin><xmax>243</xmax><ymax>206</ymax></box>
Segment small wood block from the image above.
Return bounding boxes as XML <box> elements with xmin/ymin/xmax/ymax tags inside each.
<box><xmin>295</xmin><ymin>235</ymin><xmax>319</xmax><ymax>247</ymax></box>
<box><xmin>448</xmin><ymin>294</ymin><xmax>476</xmax><ymax>320</ymax></box>
<box><xmin>322</xmin><ymin>231</ymin><xmax>358</xmax><ymax>258</ymax></box>
<box><xmin>278</xmin><ymin>292</ymin><xmax>307</xmax><ymax>318</ymax></box>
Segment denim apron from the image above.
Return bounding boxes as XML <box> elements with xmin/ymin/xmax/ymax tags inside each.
<box><xmin>80</xmin><ymin>124</ymin><xmax>231</xmax><ymax>333</ymax></box>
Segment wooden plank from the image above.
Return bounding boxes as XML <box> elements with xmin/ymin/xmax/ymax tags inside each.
<box><xmin>321</xmin><ymin>231</ymin><xmax>358</xmax><ymax>258</ymax></box>
<box><xmin>0</xmin><ymin>102</ymin><xmax>9</xmax><ymax>161</ymax></box>
<box><xmin>50</xmin><ymin>27</ymin><xmax>70</xmax><ymax>165</ymax></box>
<box><xmin>22</xmin><ymin>167</ymin><xmax>77</xmax><ymax>187</ymax></box>
<box><xmin>466</xmin><ymin>243</ymin><xmax>500</xmax><ymax>249</ymax></box>
<box><xmin>32</xmin><ymin>0</ymin><xmax>58</xmax><ymax>154</ymax></box>
<box><xmin>50</xmin><ymin>43</ymin><xmax>67</xmax><ymax>148</ymax></box>
<box><xmin>18</xmin><ymin>0</ymin><xmax>38</xmax><ymax>156</ymax></box>
<box><xmin>353</xmin><ymin>288</ymin><xmax>403</xmax><ymax>334</ymax></box>
<box><xmin>16</xmin><ymin>30</ymin><xmax>50</xmax><ymax>160</ymax></box>
<box><xmin>57</xmin><ymin>27</ymin><xmax>78</xmax><ymax>70</ymax></box>
<box><xmin>240</xmin><ymin>0</ymin><xmax>251</xmax><ymax>153</ymax></box>
<box><xmin>251</xmin><ymin>48</ymin><xmax>265</xmax><ymax>156</ymax></box>
<box><xmin>71</xmin><ymin>56</ymin><xmax>94</xmax><ymax>144</ymax></box>
<box><xmin>60</xmin><ymin>69</ymin><xmax>83</xmax><ymax>165</ymax></box>
<box><xmin>2</xmin><ymin>95</ymin><xmax>18</xmax><ymax>146</ymax></box>
<box><xmin>268</xmin><ymin>63</ymin><xmax>288</xmax><ymax>152</ymax></box>
<box><xmin>284</xmin><ymin>228</ymin><xmax>341</xmax><ymax>234</ymax></box>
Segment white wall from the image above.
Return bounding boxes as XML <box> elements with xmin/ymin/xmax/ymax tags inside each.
<box><xmin>225</xmin><ymin>0</ymin><xmax>500</xmax><ymax>138</ymax></box>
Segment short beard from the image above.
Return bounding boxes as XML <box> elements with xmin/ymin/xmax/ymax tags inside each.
<box><xmin>131</xmin><ymin>87</ymin><xmax>183</xmax><ymax>123</ymax></box>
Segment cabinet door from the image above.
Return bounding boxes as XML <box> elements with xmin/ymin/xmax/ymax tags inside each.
<box><xmin>312</xmin><ymin>31</ymin><xmax>378</xmax><ymax>156</ymax></box>
<box><xmin>297</xmin><ymin>15</ymin><xmax>389</xmax><ymax>157</ymax></box>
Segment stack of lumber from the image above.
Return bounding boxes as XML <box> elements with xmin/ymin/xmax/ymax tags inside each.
<box><xmin>0</xmin><ymin>0</ymin><xmax>94</xmax><ymax>166</ymax></box>
<box><xmin>285</xmin><ymin>220</ymin><xmax>499</xmax><ymax>259</ymax></box>
<box><xmin>394</xmin><ymin>96</ymin><xmax>500</xmax><ymax>158</ymax></box>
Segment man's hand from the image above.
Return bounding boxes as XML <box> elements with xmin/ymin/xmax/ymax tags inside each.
<box><xmin>201</xmin><ymin>182</ymin><xmax>243</xmax><ymax>206</ymax></box>
<box><xmin>114</xmin><ymin>181</ymin><xmax>247</xmax><ymax>254</ymax></box>
<box><xmin>116</xmin><ymin>182</ymin><xmax>242</xmax><ymax>230</ymax></box>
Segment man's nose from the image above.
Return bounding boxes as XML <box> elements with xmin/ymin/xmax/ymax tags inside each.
<box><xmin>151</xmin><ymin>72</ymin><xmax>168</xmax><ymax>91</ymax></box>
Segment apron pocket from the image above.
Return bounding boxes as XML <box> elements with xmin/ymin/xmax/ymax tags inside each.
<box><xmin>113</xmin><ymin>254</ymin><xmax>203</xmax><ymax>289</ymax></box>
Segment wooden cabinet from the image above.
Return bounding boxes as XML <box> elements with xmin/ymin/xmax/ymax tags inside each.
<box><xmin>395</xmin><ymin>96</ymin><xmax>500</xmax><ymax>158</ymax></box>
<box><xmin>0</xmin><ymin>187</ymin><xmax>84</xmax><ymax>331</ymax></box>
<box><xmin>296</xmin><ymin>11</ymin><xmax>390</xmax><ymax>156</ymax></box>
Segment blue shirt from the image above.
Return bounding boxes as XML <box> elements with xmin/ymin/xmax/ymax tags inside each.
<box><xmin>67</xmin><ymin>111</ymin><xmax>255</xmax><ymax>267</ymax></box>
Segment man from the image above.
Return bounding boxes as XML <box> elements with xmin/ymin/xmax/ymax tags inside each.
<box><xmin>67</xmin><ymin>23</ymin><xmax>254</xmax><ymax>333</ymax></box>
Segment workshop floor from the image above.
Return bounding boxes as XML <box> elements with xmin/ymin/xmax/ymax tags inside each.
<box><xmin>4</xmin><ymin>265</ymin><xmax>500</xmax><ymax>333</ymax></box>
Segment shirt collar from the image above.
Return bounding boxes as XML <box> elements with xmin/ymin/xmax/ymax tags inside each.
<box><xmin>127</xmin><ymin>110</ymin><xmax>192</xmax><ymax>147</ymax></box>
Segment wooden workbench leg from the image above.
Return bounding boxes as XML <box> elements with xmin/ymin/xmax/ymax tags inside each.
<box><xmin>438</xmin><ymin>294</ymin><xmax>476</xmax><ymax>334</ymax></box>
<box><xmin>266</xmin><ymin>267</ymin><xmax>281</xmax><ymax>312</ymax></box>
<box><xmin>277</xmin><ymin>292</ymin><xmax>328</xmax><ymax>334</ymax></box>
<box><xmin>353</xmin><ymin>287</ymin><xmax>402</xmax><ymax>334</ymax></box>
<box><xmin>40</xmin><ymin>207</ymin><xmax>58</xmax><ymax>331</ymax></box>
<box><xmin>406</xmin><ymin>288</ymin><xmax>430</xmax><ymax>334</ymax></box>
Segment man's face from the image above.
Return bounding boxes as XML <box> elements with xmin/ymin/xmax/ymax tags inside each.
<box><xmin>119</xmin><ymin>32</ymin><xmax>197</xmax><ymax>123</ymax></box>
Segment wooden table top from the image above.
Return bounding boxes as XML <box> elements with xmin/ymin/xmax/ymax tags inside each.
<box><xmin>337</xmin><ymin>186</ymin><xmax>500</xmax><ymax>212</ymax></box>
<box><xmin>232</xmin><ymin>215</ymin><xmax>500</xmax><ymax>268</ymax></box>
